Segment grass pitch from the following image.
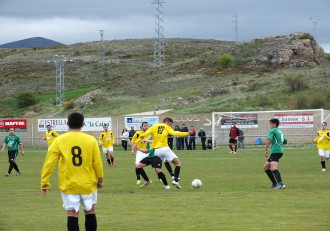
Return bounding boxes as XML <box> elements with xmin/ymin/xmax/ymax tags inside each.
<box><xmin>0</xmin><ymin>146</ymin><xmax>328</xmax><ymax>231</ymax></box>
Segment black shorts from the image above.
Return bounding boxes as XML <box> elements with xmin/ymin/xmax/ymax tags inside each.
<box><xmin>140</xmin><ymin>156</ymin><xmax>163</xmax><ymax>168</ymax></box>
<box><xmin>229</xmin><ymin>138</ymin><xmax>237</xmax><ymax>144</ymax></box>
<box><xmin>267</xmin><ymin>153</ymin><xmax>283</xmax><ymax>163</ymax></box>
<box><xmin>8</xmin><ymin>150</ymin><xmax>18</xmax><ymax>162</ymax></box>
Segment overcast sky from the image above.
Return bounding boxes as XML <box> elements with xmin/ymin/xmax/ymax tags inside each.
<box><xmin>0</xmin><ymin>0</ymin><xmax>329</xmax><ymax>52</ymax></box>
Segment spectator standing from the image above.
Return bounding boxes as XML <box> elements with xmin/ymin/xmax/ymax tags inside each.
<box><xmin>168</xmin><ymin>134</ymin><xmax>174</xmax><ymax>150</ymax></box>
<box><xmin>198</xmin><ymin>128</ymin><xmax>207</xmax><ymax>150</ymax></box>
<box><xmin>188</xmin><ymin>126</ymin><xmax>196</xmax><ymax>150</ymax></box>
<box><xmin>237</xmin><ymin>129</ymin><xmax>245</xmax><ymax>149</ymax></box>
<box><xmin>121</xmin><ymin>128</ymin><xmax>129</xmax><ymax>151</ymax></box>
<box><xmin>181</xmin><ymin>124</ymin><xmax>189</xmax><ymax>150</ymax></box>
<box><xmin>129</xmin><ymin>126</ymin><xmax>136</xmax><ymax>141</ymax></box>
<box><xmin>174</xmin><ymin>125</ymin><xmax>182</xmax><ymax>150</ymax></box>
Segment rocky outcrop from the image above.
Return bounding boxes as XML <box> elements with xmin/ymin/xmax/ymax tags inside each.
<box><xmin>252</xmin><ymin>32</ymin><xmax>325</xmax><ymax>68</ymax></box>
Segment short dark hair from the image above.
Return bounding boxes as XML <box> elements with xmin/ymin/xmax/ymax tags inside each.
<box><xmin>141</xmin><ymin>122</ymin><xmax>148</xmax><ymax>127</ymax></box>
<box><xmin>163</xmin><ymin>117</ymin><xmax>174</xmax><ymax>123</ymax></box>
<box><xmin>322</xmin><ymin>122</ymin><xmax>327</xmax><ymax>126</ymax></box>
<box><xmin>46</xmin><ymin>125</ymin><xmax>51</xmax><ymax>128</ymax></box>
<box><xmin>269</xmin><ymin>118</ymin><xmax>280</xmax><ymax>127</ymax></box>
<box><xmin>67</xmin><ymin>112</ymin><xmax>84</xmax><ymax>129</ymax></box>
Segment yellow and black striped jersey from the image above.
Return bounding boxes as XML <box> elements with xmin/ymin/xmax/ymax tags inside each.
<box><xmin>135</xmin><ymin>123</ymin><xmax>188</xmax><ymax>149</ymax></box>
<box><xmin>99</xmin><ymin>131</ymin><xmax>114</xmax><ymax>148</ymax></box>
<box><xmin>44</xmin><ymin>131</ymin><xmax>60</xmax><ymax>146</ymax></box>
<box><xmin>41</xmin><ymin>131</ymin><xmax>104</xmax><ymax>194</ymax></box>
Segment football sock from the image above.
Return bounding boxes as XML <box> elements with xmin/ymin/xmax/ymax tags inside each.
<box><xmin>8</xmin><ymin>161</ymin><xmax>15</xmax><ymax>174</ymax></box>
<box><xmin>234</xmin><ymin>146</ymin><xmax>237</xmax><ymax>152</ymax></box>
<box><xmin>67</xmin><ymin>216</ymin><xmax>79</xmax><ymax>231</ymax></box>
<box><xmin>164</xmin><ymin>161</ymin><xmax>174</xmax><ymax>176</ymax></box>
<box><xmin>272</xmin><ymin>169</ymin><xmax>282</xmax><ymax>184</ymax></box>
<box><xmin>85</xmin><ymin>214</ymin><xmax>97</xmax><ymax>231</ymax></box>
<box><xmin>139</xmin><ymin>168</ymin><xmax>149</xmax><ymax>181</ymax></box>
<box><xmin>265</xmin><ymin>169</ymin><xmax>277</xmax><ymax>185</ymax></box>
<box><xmin>157</xmin><ymin>172</ymin><xmax>168</xmax><ymax>186</ymax></box>
<box><xmin>135</xmin><ymin>168</ymin><xmax>141</xmax><ymax>180</ymax></box>
<box><xmin>111</xmin><ymin>157</ymin><xmax>114</xmax><ymax>163</ymax></box>
<box><xmin>107</xmin><ymin>159</ymin><xmax>111</xmax><ymax>165</ymax></box>
<box><xmin>13</xmin><ymin>162</ymin><xmax>19</xmax><ymax>172</ymax></box>
<box><xmin>321</xmin><ymin>161</ymin><xmax>326</xmax><ymax>169</ymax></box>
<box><xmin>174</xmin><ymin>166</ymin><xmax>181</xmax><ymax>181</ymax></box>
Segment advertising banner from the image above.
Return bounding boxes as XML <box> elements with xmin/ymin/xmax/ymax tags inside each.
<box><xmin>38</xmin><ymin>118</ymin><xmax>112</xmax><ymax>131</ymax></box>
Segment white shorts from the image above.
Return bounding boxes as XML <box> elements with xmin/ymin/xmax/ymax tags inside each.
<box><xmin>102</xmin><ymin>147</ymin><xmax>113</xmax><ymax>154</ymax></box>
<box><xmin>155</xmin><ymin>147</ymin><xmax>178</xmax><ymax>162</ymax></box>
<box><xmin>318</xmin><ymin>149</ymin><xmax>330</xmax><ymax>158</ymax></box>
<box><xmin>61</xmin><ymin>191</ymin><xmax>97</xmax><ymax>212</ymax></box>
<box><xmin>135</xmin><ymin>150</ymin><xmax>149</xmax><ymax>164</ymax></box>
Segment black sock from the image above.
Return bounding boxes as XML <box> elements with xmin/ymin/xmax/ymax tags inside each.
<box><xmin>229</xmin><ymin>145</ymin><xmax>233</xmax><ymax>151</ymax></box>
<box><xmin>107</xmin><ymin>159</ymin><xmax>111</xmax><ymax>165</ymax></box>
<box><xmin>111</xmin><ymin>157</ymin><xmax>114</xmax><ymax>163</ymax></box>
<box><xmin>164</xmin><ymin>162</ymin><xmax>174</xmax><ymax>176</ymax></box>
<box><xmin>272</xmin><ymin>169</ymin><xmax>282</xmax><ymax>184</ymax></box>
<box><xmin>85</xmin><ymin>214</ymin><xmax>97</xmax><ymax>231</ymax></box>
<box><xmin>265</xmin><ymin>169</ymin><xmax>277</xmax><ymax>185</ymax></box>
<box><xmin>13</xmin><ymin>162</ymin><xmax>19</xmax><ymax>172</ymax></box>
<box><xmin>321</xmin><ymin>161</ymin><xmax>326</xmax><ymax>169</ymax></box>
<box><xmin>8</xmin><ymin>162</ymin><xmax>14</xmax><ymax>174</ymax></box>
<box><xmin>174</xmin><ymin>166</ymin><xmax>181</xmax><ymax>181</ymax></box>
<box><xmin>67</xmin><ymin>216</ymin><xmax>79</xmax><ymax>231</ymax></box>
<box><xmin>138</xmin><ymin>168</ymin><xmax>149</xmax><ymax>181</ymax></box>
<box><xmin>135</xmin><ymin>168</ymin><xmax>141</xmax><ymax>180</ymax></box>
<box><xmin>157</xmin><ymin>172</ymin><xmax>168</xmax><ymax>186</ymax></box>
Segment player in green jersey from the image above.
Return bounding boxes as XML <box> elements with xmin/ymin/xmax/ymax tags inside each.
<box><xmin>1</xmin><ymin>127</ymin><xmax>24</xmax><ymax>177</ymax></box>
<box><xmin>263</xmin><ymin>118</ymin><xmax>287</xmax><ymax>189</ymax></box>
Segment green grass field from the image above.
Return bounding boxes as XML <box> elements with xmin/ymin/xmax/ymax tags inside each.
<box><xmin>0</xmin><ymin>146</ymin><xmax>329</xmax><ymax>231</ymax></box>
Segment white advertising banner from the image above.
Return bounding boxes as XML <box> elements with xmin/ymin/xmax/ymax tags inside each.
<box><xmin>125</xmin><ymin>116</ymin><xmax>158</xmax><ymax>130</ymax></box>
<box><xmin>274</xmin><ymin>113</ymin><xmax>314</xmax><ymax>128</ymax></box>
<box><xmin>38</xmin><ymin>118</ymin><xmax>112</xmax><ymax>131</ymax></box>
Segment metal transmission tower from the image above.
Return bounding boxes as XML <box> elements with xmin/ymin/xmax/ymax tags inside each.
<box><xmin>310</xmin><ymin>16</ymin><xmax>320</xmax><ymax>41</ymax></box>
<box><xmin>233</xmin><ymin>15</ymin><xmax>240</xmax><ymax>42</ymax></box>
<box><xmin>100</xmin><ymin>30</ymin><xmax>105</xmax><ymax>66</ymax></box>
<box><xmin>151</xmin><ymin>0</ymin><xmax>166</xmax><ymax>67</ymax></box>
<box><xmin>52</xmin><ymin>55</ymin><xmax>70</xmax><ymax>106</ymax></box>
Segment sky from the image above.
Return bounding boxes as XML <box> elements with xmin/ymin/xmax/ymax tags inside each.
<box><xmin>0</xmin><ymin>0</ymin><xmax>329</xmax><ymax>52</ymax></box>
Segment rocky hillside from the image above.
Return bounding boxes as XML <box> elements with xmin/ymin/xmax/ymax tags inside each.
<box><xmin>0</xmin><ymin>32</ymin><xmax>328</xmax><ymax>117</ymax></box>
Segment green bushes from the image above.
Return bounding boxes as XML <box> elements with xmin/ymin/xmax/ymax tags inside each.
<box><xmin>217</xmin><ymin>54</ymin><xmax>235</xmax><ymax>68</ymax></box>
<box><xmin>16</xmin><ymin>91</ymin><xmax>37</xmax><ymax>108</ymax></box>
<box><xmin>285</xmin><ymin>75</ymin><xmax>309</xmax><ymax>92</ymax></box>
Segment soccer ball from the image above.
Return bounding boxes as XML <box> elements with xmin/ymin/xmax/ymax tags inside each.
<box><xmin>191</xmin><ymin>179</ymin><xmax>202</xmax><ymax>189</ymax></box>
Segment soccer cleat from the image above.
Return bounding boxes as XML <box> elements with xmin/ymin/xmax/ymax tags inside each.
<box><xmin>233</xmin><ymin>152</ymin><xmax>236</xmax><ymax>154</ymax></box>
<box><xmin>136</xmin><ymin>180</ymin><xmax>141</xmax><ymax>185</ymax></box>
<box><xmin>16</xmin><ymin>171</ymin><xmax>21</xmax><ymax>176</ymax></box>
<box><xmin>268</xmin><ymin>184</ymin><xmax>276</xmax><ymax>188</ymax></box>
<box><xmin>164</xmin><ymin>185</ymin><xmax>171</xmax><ymax>190</ymax></box>
<box><xmin>322</xmin><ymin>168</ymin><xmax>326</xmax><ymax>172</ymax></box>
<box><xmin>172</xmin><ymin>180</ymin><xmax>182</xmax><ymax>189</ymax></box>
<box><xmin>111</xmin><ymin>162</ymin><xmax>116</xmax><ymax>167</ymax></box>
<box><xmin>5</xmin><ymin>173</ymin><xmax>10</xmax><ymax>177</ymax></box>
<box><xmin>274</xmin><ymin>183</ymin><xmax>286</xmax><ymax>189</ymax></box>
<box><xmin>140</xmin><ymin>180</ymin><xmax>152</xmax><ymax>188</ymax></box>
<box><xmin>229</xmin><ymin>151</ymin><xmax>234</xmax><ymax>154</ymax></box>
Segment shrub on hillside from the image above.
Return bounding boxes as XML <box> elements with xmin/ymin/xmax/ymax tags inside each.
<box><xmin>285</xmin><ymin>75</ymin><xmax>309</xmax><ymax>92</ymax></box>
<box><xmin>299</xmin><ymin>33</ymin><xmax>314</xmax><ymax>41</ymax></box>
<box><xmin>16</xmin><ymin>91</ymin><xmax>37</xmax><ymax>108</ymax></box>
<box><xmin>326</xmin><ymin>54</ymin><xmax>330</xmax><ymax>61</ymax></box>
<box><xmin>217</xmin><ymin>54</ymin><xmax>235</xmax><ymax>68</ymax></box>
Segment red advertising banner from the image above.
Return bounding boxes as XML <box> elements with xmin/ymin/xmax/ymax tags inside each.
<box><xmin>0</xmin><ymin>119</ymin><xmax>27</xmax><ymax>132</ymax></box>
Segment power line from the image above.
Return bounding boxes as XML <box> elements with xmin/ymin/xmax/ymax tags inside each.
<box><xmin>310</xmin><ymin>16</ymin><xmax>320</xmax><ymax>41</ymax></box>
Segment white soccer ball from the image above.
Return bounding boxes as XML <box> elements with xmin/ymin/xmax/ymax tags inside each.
<box><xmin>191</xmin><ymin>179</ymin><xmax>202</xmax><ymax>189</ymax></box>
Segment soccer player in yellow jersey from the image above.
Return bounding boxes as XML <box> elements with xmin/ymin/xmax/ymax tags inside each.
<box><xmin>134</xmin><ymin>117</ymin><xmax>189</xmax><ymax>189</ymax></box>
<box><xmin>43</xmin><ymin>125</ymin><xmax>60</xmax><ymax>147</ymax></box>
<box><xmin>41</xmin><ymin>112</ymin><xmax>104</xmax><ymax>231</ymax></box>
<box><xmin>131</xmin><ymin>122</ymin><xmax>150</xmax><ymax>185</ymax></box>
<box><xmin>99</xmin><ymin>123</ymin><xmax>115</xmax><ymax>166</ymax></box>
<box><xmin>312</xmin><ymin>122</ymin><xmax>330</xmax><ymax>171</ymax></box>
